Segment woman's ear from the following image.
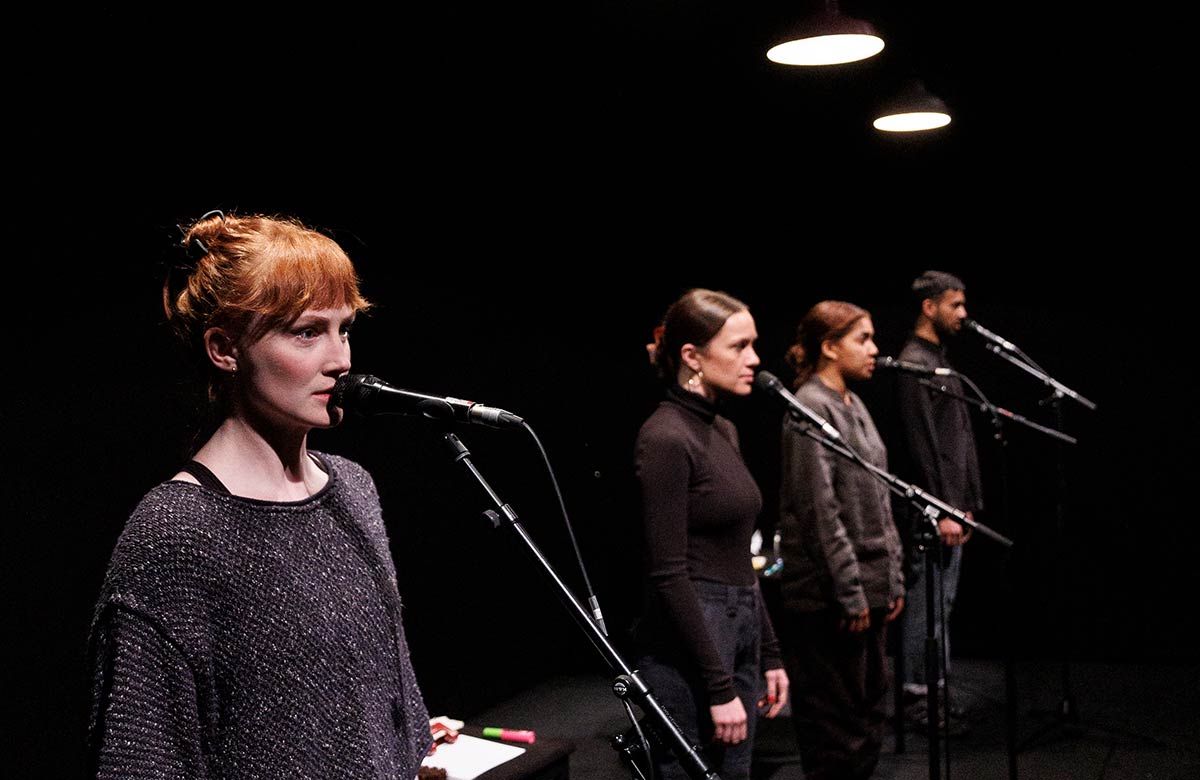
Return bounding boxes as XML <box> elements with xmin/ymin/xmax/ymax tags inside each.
<box><xmin>204</xmin><ymin>327</ymin><xmax>239</xmax><ymax>374</ymax></box>
<box><xmin>680</xmin><ymin>343</ymin><xmax>702</xmax><ymax>373</ymax></box>
<box><xmin>820</xmin><ymin>338</ymin><xmax>840</xmax><ymax>363</ymax></box>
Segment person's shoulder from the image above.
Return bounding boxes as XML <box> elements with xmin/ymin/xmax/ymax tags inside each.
<box><xmin>124</xmin><ymin>476</ymin><xmax>281</xmax><ymax>546</ymax></box>
<box><xmin>635</xmin><ymin>401</ymin><xmax>694</xmax><ymax>452</ymax></box>
<box><xmin>793</xmin><ymin>378</ymin><xmax>831</xmax><ymax>408</ymax></box>
<box><xmin>99</xmin><ymin>481</ymin><xmax>233</xmax><ymax>613</ymax></box>
<box><xmin>712</xmin><ymin>412</ymin><xmax>739</xmax><ymax>435</ymax></box>
<box><xmin>314</xmin><ymin>450</ymin><xmax>365</xmax><ymax>478</ymax></box>
<box><xmin>312</xmin><ymin>450</ymin><xmax>379</xmax><ymax>497</ymax></box>
<box><xmin>897</xmin><ymin>336</ymin><xmax>932</xmax><ymax>364</ymax></box>
<box><xmin>124</xmin><ymin>479</ymin><xmax>224</xmax><ymax>540</ymax></box>
<box><xmin>637</xmin><ymin>399</ymin><xmax>678</xmax><ymax>433</ymax></box>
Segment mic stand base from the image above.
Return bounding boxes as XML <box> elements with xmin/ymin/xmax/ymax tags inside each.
<box><xmin>1016</xmin><ymin>397</ymin><xmax>1163</xmax><ymax>756</ymax></box>
<box><xmin>1019</xmin><ymin>684</ymin><xmax>1168</xmax><ymax>754</ymax></box>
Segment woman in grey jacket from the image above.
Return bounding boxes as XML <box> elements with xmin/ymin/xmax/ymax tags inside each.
<box><xmin>775</xmin><ymin>299</ymin><xmax>906</xmax><ymax>780</ymax></box>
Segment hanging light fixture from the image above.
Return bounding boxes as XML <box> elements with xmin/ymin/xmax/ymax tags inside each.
<box><xmin>872</xmin><ymin>77</ymin><xmax>951</xmax><ymax>132</ymax></box>
<box><xmin>766</xmin><ymin>1</ymin><xmax>885</xmax><ymax>66</ymax></box>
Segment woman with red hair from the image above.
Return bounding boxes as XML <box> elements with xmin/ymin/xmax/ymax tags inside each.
<box><xmin>87</xmin><ymin>211</ymin><xmax>432</xmax><ymax>779</ymax></box>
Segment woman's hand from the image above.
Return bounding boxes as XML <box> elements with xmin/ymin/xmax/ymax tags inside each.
<box><xmin>709</xmin><ymin>696</ymin><xmax>748</xmax><ymax>744</ymax></box>
<box><xmin>841</xmin><ymin>607</ymin><xmax>871</xmax><ymax>633</ymax></box>
<box><xmin>758</xmin><ymin>668</ymin><xmax>790</xmax><ymax>718</ymax></box>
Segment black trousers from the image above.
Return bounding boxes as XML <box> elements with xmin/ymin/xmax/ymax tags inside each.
<box><xmin>635</xmin><ymin>581</ymin><xmax>763</xmax><ymax>780</ymax></box>
<box><xmin>779</xmin><ymin>607</ymin><xmax>891</xmax><ymax>780</ymax></box>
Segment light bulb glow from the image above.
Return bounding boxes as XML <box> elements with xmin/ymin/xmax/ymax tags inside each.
<box><xmin>766</xmin><ymin>34</ymin><xmax>885</xmax><ymax>66</ymax></box>
<box><xmin>872</xmin><ymin>111</ymin><xmax>952</xmax><ymax>132</ymax></box>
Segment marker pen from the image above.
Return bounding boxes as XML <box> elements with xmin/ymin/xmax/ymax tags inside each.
<box><xmin>482</xmin><ymin>727</ymin><xmax>536</xmax><ymax>744</ymax></box>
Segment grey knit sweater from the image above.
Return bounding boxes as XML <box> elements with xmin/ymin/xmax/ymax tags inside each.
<box><xmin>87</xmin><ymin>452</ymin><xmax>432</xmax><ymax>779</ymax></box>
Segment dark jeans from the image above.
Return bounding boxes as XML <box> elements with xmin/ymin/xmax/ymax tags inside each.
<box><xmin>635</xmin><ymin>581</ymin><xmax>763</xmax><ymax>780</ymax></box>
<box><xmin>779</xmin><ymin>607</ymin><xmax>891</xmax><ymax>780</ymax></box>
<box><xmin>903</xmin><ymin>542</ymin><xmax>962</xmax><ymax>687</ymax></box>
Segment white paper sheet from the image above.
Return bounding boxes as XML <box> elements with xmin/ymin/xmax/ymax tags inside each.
<box><xmin>420</xmin><ymin>733</ymin><xmax>526</xmax><ymax>780</ymax></box>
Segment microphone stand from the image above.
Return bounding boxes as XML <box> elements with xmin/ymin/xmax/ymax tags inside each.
<box><xmin>908</xmin><ymin>372</ymin><xmax>1074</xmax><ymax>780</ymax></box>
<box><xmin>438</xmin><ymin>429</ymin><xmax>721</xmax><ymax>780</ymax></box>
<box><xmin>910</xmin><ymin>501</ymin><xmax>947</xmax><ymax>780</ymax></box>
<box><xmin>786</xmin><ymin>412</ymin><xmax>1013</xmax><ymax>780</ymax></box>
<box><xmin>976</xmin><ymin>336</ymin><xmax>1162</xmax><ymax>755</ymax></box>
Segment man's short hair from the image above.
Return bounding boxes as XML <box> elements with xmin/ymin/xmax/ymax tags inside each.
<box><xmin>912</xmin><ymin>270</ymin><xmax>965</xmax><ymax>311</ymax></box>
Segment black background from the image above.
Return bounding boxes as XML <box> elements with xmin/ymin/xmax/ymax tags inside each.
<box><xmin>8</xmin><ymin>5</ymin><xmax>1193</xmax><ymax>776</ymax></box>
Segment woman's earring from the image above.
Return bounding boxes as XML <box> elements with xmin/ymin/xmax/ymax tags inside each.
<box><xmin>687</xmin><ymin>369</ymin><xmax>703</xmax><ymax>387</ymax></box>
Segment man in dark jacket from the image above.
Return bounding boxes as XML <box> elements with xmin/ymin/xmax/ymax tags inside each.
<box><xmin>895</xmin><ymin>270</ymin><xmax>984</xmax><ymax>734</ymax></box>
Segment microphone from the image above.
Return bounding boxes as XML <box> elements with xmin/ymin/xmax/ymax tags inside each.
<box><xmin>876</xmin><ymin>356</ymin><xmax>954</xmax><ymax>376</ymax></box>
<box><xmin>964</xmin><ymin>319</ymin><xmax>1017</xmax><ymax>352</ymax></box>
<box><xmin>754</xmin><ymin>371</ymin><xmax>842</xmax><ymax>441</ymax></box>
<box><xmin>332</xmin><ymin>374</ymin><xmax>525</xmax><ymax>429</ymax></box>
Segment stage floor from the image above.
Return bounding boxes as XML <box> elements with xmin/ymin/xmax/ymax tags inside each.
<box><xmin>465</xmin><ymin>657</ymin><xmax>1200</xmax><ymax>780</ymax></box>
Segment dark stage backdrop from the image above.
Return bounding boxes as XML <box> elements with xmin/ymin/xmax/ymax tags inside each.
<box><xmin>9</xmin><ymin>202</ymin><xmax>1194</xmax><ymax>777</ymax></box>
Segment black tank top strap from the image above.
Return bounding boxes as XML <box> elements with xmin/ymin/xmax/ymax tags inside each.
<box><xmin>179</xmin><ymin>460</ymin><xmax>231</xmax><ymax>494</ymax></box>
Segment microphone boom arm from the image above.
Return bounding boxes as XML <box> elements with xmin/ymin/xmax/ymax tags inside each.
<box><xmin>914</xmin><ymin>377</ymin><xmax>1078</xmax><ymax>446</ymax></box>
<box><xmin>786</xmin><ymin>412</ymin><xmax>1013</xmax><ymax>548</ymax></box>
<box><xmin>965</xmin><ymin>322</ymin><xmax>1096</xmax><ymax>411</ymax></box>
<box><xmin>980</xmin><ymin>345</ymin><xmax>1097</xmax><ymax>411</ymax></box>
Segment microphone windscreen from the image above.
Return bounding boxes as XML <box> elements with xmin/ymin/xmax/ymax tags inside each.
<box><xmin>332</xmin><ymin>374</ymin><xmax>372</xmax><ymax>409</ymax></box>
<box><xmin>754</xmin><ymin>370</ymin><xmax>784</xmax><ymax>392</ymax></box>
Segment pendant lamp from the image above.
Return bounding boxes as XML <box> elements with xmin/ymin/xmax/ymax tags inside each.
<box><xmin>872</xmin><ymin>77</ymin><xmax>951</xmax><ymax>132</ymax></box>
<box><xmin>766</xmin><ymin>1</ymin><xmax>885</xmax><ymax>66</ymax></box>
